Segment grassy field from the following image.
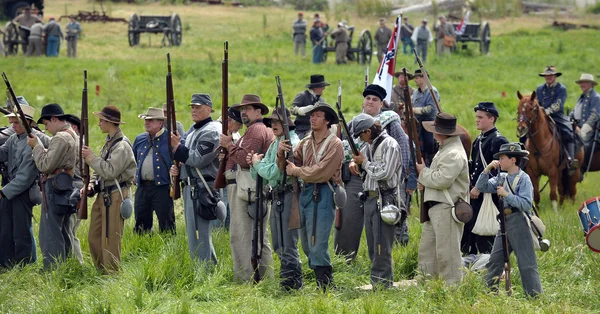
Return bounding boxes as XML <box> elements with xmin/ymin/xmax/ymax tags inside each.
<box><xmin>1</xmin><ymin>1</ymin><xmax>600</xmax><ymax>313</ymax></box>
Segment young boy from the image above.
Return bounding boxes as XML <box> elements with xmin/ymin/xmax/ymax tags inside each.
<box><xmin>475</xmin><ymin>142</ymin><xmax>542</xmax><ymax>297</ymax></box>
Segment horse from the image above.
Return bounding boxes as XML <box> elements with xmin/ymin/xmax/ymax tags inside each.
<box><xmin>581</xmin><ymin>128</ymin><xmax>600</xmax><ymax>175</ymax></box>
<box><xmin>516</xmin><ymin>91</ymin><xmax>584</xmax><ymax>212</ymax></box>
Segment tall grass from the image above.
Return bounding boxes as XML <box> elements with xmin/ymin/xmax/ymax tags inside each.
<box><xmin>1</xmin><ymin>1</ymin><xmax>600</xmax><ymax>312</ymax></box>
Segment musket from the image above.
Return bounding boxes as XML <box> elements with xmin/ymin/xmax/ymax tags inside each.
<box><xmin>166</xmin><ymin>53</ymin><xmax>181</xmax><ymax>200</ymax></box>
<box><xmin>78</xmin><ymin>70</ymin><xmax>90</xmax><ymax>219</ymax></box>
<box><xmin>0</xmin><ymin>107</ymin><xmax>9</xmax><ymax>115</ymax></box>
<box><xmin>334</xmin><ymin>80</ymin><xmax>343</xmax><ymax>230</ymax></box>
<box><xmin>275</xmin><ymin>76</ymin><xmax>301</xmax><ymax>230</ymax></box>
<box><xmin>215</xmin><ymin>41</ymin><xmax>229</xmax><ymax>189</ymax></box>
<box><xmin>251</xmin><ymin>175</ymin><xmax>264</xmax><ymax>283</ymax></box>
<box><xmin>402</xmin><ymin>68</ymin><xmax>426</xmax><ymax>222</ymax></box>
<box><xmin>412</xmin><ymin>49</ymin><xmax>442</xmax><ymax>113</ymax></box>
<box><xmin>335</xmin><ymin>80</ymin><xmax>365</xmax><ymax>181</ymax></box>
<box><xmin>2</xmin><ymin>72</ymin><xmax>32</xmax><ymax>136</ymax></box>
<box><xmin>364</xmin><ymin>66</ymin><xmax>369</xmax><ymax>89</ymax></box>
<box><xmin>497</xmin><ymin>174</ymin><xmax>512</xmax><ymax>295</ymax></box>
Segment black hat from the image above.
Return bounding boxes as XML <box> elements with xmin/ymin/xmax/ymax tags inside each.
<box><xmin>37</xmin><ymin>103</ymin><xmax>66</xmax><ymax>124</ymax></box>
<box><xmin>539</xmin><ymin>66</ymin><xmax>562</xmax><ymax>77</ymax></box>
<box><xmin>422</xmin><ymin>112</ymin><xmax>463</xmax><ymax>136</ymax></box>
<box><xmin>305</xmin><ymin>102</ymin><xmax>339</xmax><ymax>124</ymax></box>
<box><xmin>228</xmin><ymin>106</ymin><xmax>242</xmax><ymax>124</ymax></box>
<box><xmin>363</xmin><ymin>84</ymin><xmax>387</xmax><ymax>101</ymax></box>
<box><xmin>64</xmin><ymin>114</ymin><xmax>81</xmax><ymax>128</ymax></box>
<box><xmin>473</xmin><ymin>102</ymin><xmax>499</xmax><ymax>117</ymax></box>
<box><xmin>264</xmin><ymin>107</ymin><xmax>295</xmax><ymax>130</ymax></box>
<box><xmin>305</xmin><ymin>74</ymin><xmax>331</xmax><ymax>89</ymax></box>
<box><xmin>493</xmin><ymin>143</ymin><xmax>530</xmax><ymax>159</ymax></box>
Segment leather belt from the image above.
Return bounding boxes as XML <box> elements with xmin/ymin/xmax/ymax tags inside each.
<box><xmin>52</xmin><ymin>168</ymin><xmax>74</xmax><ymax>176</ymax></box>
<box><xmin>104</xmin><ymin>181</ymin><xmax>128</xmax><ymax>194</ymax></box>
<box><xmin>364</xmin><ymin>187</ymin><xmax>396</xmax><ymax>198</ymax></box>
<box><xmin>227</xmin><ymin>179</ymin><xmax>236</xmax><ymax>185</ymax></box>
<box><xmin>141</xmin><ymin>180</ymin><xmax>154</xmax><ymax>186</ymax></box>
<box><xmin>425</xmin><ymin>201</ymin><xmax>441</xmax><ymax>208</ymax></box>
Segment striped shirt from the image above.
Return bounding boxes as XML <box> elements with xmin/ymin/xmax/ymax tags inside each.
<box><xmin>362</xmin><ymin>131</ymin><xmax>402</xmax><ymax>191</ymax></box>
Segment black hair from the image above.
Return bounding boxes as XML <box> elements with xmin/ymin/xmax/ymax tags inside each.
<box><xmin>481</xmin><ymin>111</ymin><xmax>497</xmax><ymax>124</ymax></box>
<box><xmin>369</xmin><ymin>122</ymin><xmax>383</xmax><ymax>140</ymax></box>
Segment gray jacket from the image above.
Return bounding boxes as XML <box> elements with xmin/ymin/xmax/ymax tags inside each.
<box><xmin>176</xmin><ymin>118</ymin><xmax>221</xmax><ymax>180</ymax></box>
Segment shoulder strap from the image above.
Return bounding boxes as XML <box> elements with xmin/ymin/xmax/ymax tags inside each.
<box><xmin>371</xmin><ymin>135</ymin><xmax>387</xmax><ymax>162</ymax></box>
<box><xmin>504</xmin><ymin>170</ymin><xmax>524</xmax><ymax>195</ymax></box>
<box><xmin>311</xmin><ymin>132</ymin><xmax>336</xmax><ymax>163</ymax></box>
<box><xmin>104</xmin><ymin>137</ymin><xmax>124</xmax><ymax>160</ymax></box>
<box><xmin>478</xmin><ymin>137</ymin><xmax>487</xmax><ymax>167</ymax></box>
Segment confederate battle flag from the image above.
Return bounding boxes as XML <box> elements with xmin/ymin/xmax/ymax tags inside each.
<box><xmin>372</xmin><ymin>15</ymin><xmax>401</xmax><ymax>104</ymax></box>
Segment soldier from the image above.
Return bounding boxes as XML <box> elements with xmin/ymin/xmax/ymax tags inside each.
<box><xmin>0</xmin><ymin>104</ymin><xmax>46</xmax><ymax>269</ymax></box>
<box><xmin>412</xmin><ymin>69</ymin><xmax>440</xmax><ymax>165</ymax></box>
<box><xmin>411</xmin><ymin>19</ymin><xmax>433</xmax><ymax>63</ymax></box>
<box><xmin>25</xmin><ymin>20</ymin><xmax>44</xmax><ymax>57</ymax></box>
<box><xmin>12</xmin><ymin>6</ymin><xmax>42</xmax><ymax>54</ymax></box>
<box><xmin>64</xmin><ymin>113</ymin><xmax>84</xmax><ymax>264</ymax></box>
<box><xmin>330</xmin><ymin>22</ymin><xmax>349</xmax><ymax>65</ymax></box>
<box><xmin>292</xmin><ymin>12</ymin><xmax>307</xmax><ymax>57</ymax></box>
<box><xmin>247</xmin><ymin>107</ymin><xmax>302</xmax><ymax>290</ymax></box>
<box><xmin>82</xmin><ymin>105</ymin><xmax>136</xmax><ymax>272</ymax></box>
<box><xmin>535</xmin><ymin>66</ymin><xmax>577</xmax><ymax>170</ymax></box>
<box><xmin>416</xmin><ymin>113</ymin><xmax>469</xmax><ymax>285</ymax></box>
<box><xmin>349</xmin><ymin>114</ymin><xmax>403</xmax><ymax>288</ymax></box>
<box><xmin>66</xmin><ymin>16</ymin><xmax>82</xmax><ymax>58</ymax></box>
<box><xmin>290</xmin><ymin>75</ymin><xmax>329</xmax><ymax>139</ymax></box>
<box><xmin>29</xmin><ymin>104</ymin><xmax>79</xmax><ymax>270</ymax></box>
<box><xmin>220</xmin><ymin>94</ymin><xmax>274</xmax><ymax>281</ymax></box>
<box><xmin>43</xmin><ymin>17</ymin><xmax>64</xmax><ymax>57</ymax></box>
<box><xmin>400</xmin><ymin>17</ymin><xmax>415</xmax><ymax>55</ymax></box>
<box><xmin>310</xmin><ymin>20</ymin><xmax>325</xmax><ymax>64</ymax></box>
<box><xmin>388</xmin><ymin>69</ymin><xmax>415</xmax><ymax>114</ymax></box>
<box><xmin>572</xmin><ymin>74</ymin><xmax>600</xmax><ymax>176</ymax></box>
<box><xmin>375</xmin><ymin>18</ymin><xmax>392</xmax><ymax>63</ymax></box>
<box><xmin>277</xmin><ymin>102</ymin><xmax>344</xmax><ymax>290</ymax></box>
<box><xmin>463</xmin><ymin>102</ymin><xmax>508</xmax><ymax>255</ymax></box>
<box><xmin>132</xmin><ymin>108</ymin><xmax>175</xmax><ymax>234</ymax></box>
<box><xmin>435</xmin><ymin>16</ymin><xmax>455</xmax><ymax>57</ymax></box>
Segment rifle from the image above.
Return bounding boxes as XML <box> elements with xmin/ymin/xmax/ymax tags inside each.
<box><xmin>275</xmin><ymin>76</ymin><xmax>301</xmax><ymax>230</ymax></box>
<box><xmin>334</xmin><ymin>80</ymin><xmax>343</xmax><ymax>230</ymax></box>
<box><xmin>2</xmin><ymin>72</ymin><xmax>32</xmax><ymax>136</ymax></box>
<box><xmin>0</xmin><ymin>107</ymin><xmax>9</xmax><ymax>115</ymax></box>
<box><xmin>78</xmin><ymin>70</ymin><xmax>90</xmax><ymax>220</ymax></box>
<box><xmin>165</xmin><ymin>53</ymin><xmax>181</xmax><ymax>200</ymax></box>
<box><xmin>251</xmin><ymin>175</ymin><xmax>264</xmax><ymax>283</ymax></box>
<box><xmin>335</xmin><ymin>80</ymin><xmax>365</xmax><ymax>181</ymax></box>
<box><xmin>412</xmin><ymin>49</ymin><xmax>442</xmax><ymax>113</ymax></box>
<box><xmin>364</xmin><ymin>66</ymin><xmax>369</xmax><ymax>89</ymax></box>
<box><xmin>215</xmin><ymin>41</ymin><xmax>229</xmax><ymax>189</ymax></box>
<box><xmin>402</xmin><ymin>68</ymin><xmax>426</xmax><ymax>222</ymax></box>
<box><xmin>497</xmin><ymin>174</ymin><xmax>512</xmax><ymax>295</ymax></box>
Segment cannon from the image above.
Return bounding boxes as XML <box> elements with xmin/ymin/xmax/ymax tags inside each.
<box><xmin>322</xmin><ymin>26</ymin><xmax>373</xmax><ymax>64</ymax></box>
<box><xmin>128</xmin><ymin>13</ymin><xmax>182</xmax><ymax>47</ymax></box>
<box><xmin>454</xmin><ymin>21</ymin><xmax>490</xmax><ymax>54</ymax></box>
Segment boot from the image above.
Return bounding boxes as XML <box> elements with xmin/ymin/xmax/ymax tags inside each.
<box><xmin>567</xmin><ymin>141</ymin><xmax>579</xmax><ymax>173</ymax></box>
<box><xmin>280</xmin><ymin>263</ymin><xmax>303</xmax><ymax>291</ymax></box>
<box><xmin>315</xmin><ymin>266</ymin><xmax>335</xmax><ymax>291</ymax></box>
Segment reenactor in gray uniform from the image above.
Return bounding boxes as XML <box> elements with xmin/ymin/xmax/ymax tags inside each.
<box><xmin>290</xmin><ymin>75</ymin><xmax>329</xmax><ymax>139</ymax></box>
<box><xmin>292</xmin><ymin>12</ymin><xmax>307</xmax><ymax>57</ymax></box>
<box><xmin>12</xmin><ymin>6</ymin><xmax>42</xmax><ymax>54</ymax></box>
<box><xmin>411</xmin><ymin>19</ymin><xmax>433</xmax><ymax>63</ymax></box>
<box><xmin>25</xmin><ymin>21</ymin><xmax>44</xmax><ymax>57</ymax></box>
<box><xmin>30</xmin><ymin>104</ymin><xmax>79</xmax><ymax>270</ymax></box>
<box><xmin>0</xmin><ymin>104</ymin><xmax>47</xmax><ymax>268</ymax></box>
<box><xmin>170</xmin><ymin>94</ymin><xmax>225</xmax><ymax>263</ymax></box>
<box><xmin>330</xmin><ymin>22</ymin><xmax>349</xmax><ymax>65</ymax></box>
<box><xmin>66</xmin><ymin>17</ymin><xmax>82</xmax><ymax>58</ymax></box>
<box><xmin>435</xmin><ymin>16</ymin><xmax>455</xmax><ymax>57</ymax></box>
<box><xmin>64</xmin><ymin>113</ymin><xmax>84</xmax><ymax>264</ymax></box>
<box><xmin>375</xmin><ymin>18</ymin><xmax>392</xmax><ymax>62</ymax></box>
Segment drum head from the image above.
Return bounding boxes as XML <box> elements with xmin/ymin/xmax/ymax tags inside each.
<box><xmin>586</xmin><ymin>225</ymin><xmax>600</xmax><ymax>253</ymax></box>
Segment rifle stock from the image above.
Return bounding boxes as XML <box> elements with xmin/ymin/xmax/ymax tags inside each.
<box><xmin>275</xmin><ymin>76</ymin><xmax>301</xmax><ymax>230</ymax></box>
<box><xmin>166</xmin><ymin>53</ymin><xmax>181</xmax><ymax>200</ymax></box>
<box><xmin>78</xmin><ymin>70</ymin><xmax>90</xmax><ymax>219</ymax></box>
<box><xmin>215</xmin><ymin>41</ymin><xmax>229</xmax><ymax>189</ymax></box>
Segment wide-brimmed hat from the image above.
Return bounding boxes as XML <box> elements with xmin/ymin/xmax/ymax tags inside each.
<box><xmin>305</xmin><ymin>102</ymin><xmax>339</xmax><ymax>124</ymax></box>
<box><xmin>473</xmin><ymin>102</ymin><xmax>499</xmax><ymax>117</ymax></box>
<box><xmin>575</xmin><ymin>73</ymin><xmax>598</xmax><ymax>86</ymax></box>
<box><xmin>264</xmin><ymin>107</ymin><xmax>295</xmax><ymax>130</ymax></box>
<box><xmin>305</xmin><ymin>74</ymin><xmax>331</xmax><ymax>89</ymax></box>
<box><xmin>138</xmin><ymin>107</ymin><xmax>167</xmax><ymax>120</ymax></box>
<box><xmin>189</xmin><ymin>93</ymin><xmax>214</xmax><ymax>112</ymax></box>
<box><xmin>493</xmin><ymin>143</ymin><xmax>530</xmax><ymax>159</ymax></box>
<box><xmin>363</xmin><ymin>84</ymin><xmax>387</xmax><ymax>101</ymax></box>
<box><xmin>394</xmin><ymin>68</ymin><xmax>414</xmax><ymax>79</ymax></box>
<box><xmin>422</xmin><ymin>112</ymin><xmax>463</xmax><ymax>136</ymax></box>
<box><xmin>37</xmin><ymin>103</ymin><xmax>66</xmax><ymax>124</ymax></box>
<box><xmin>231</xmin><ymin>94</ymin><xmax>269</xmax><ymax>115</ymax></box>
<box><xmin>539</xmin><ymin>66</ymin><xmax>562</xmax><ymax>77</ymax></box>
<box><xmin>414</xmin><ymin>69</ymin><xmax>428</xmax><ymax>78</ymax></box>
<box><xmin>228</xmin><ymin>106</ymin><xmax>242</xmax><ymax>124</ymax></box>
<box><xmin>64</xmin><ymin>114</ymin><xmax>81</xmax><ymax>128</ymax></box>
<box><xmin>93</xmin><ymin>105</ymin><xmax>125</xmax><ymax>124</ymax></box>
<box><xmin>5</xmin><ymin>105</ymin><xmax>34</xmax><ymax>121</ymax></box>
<box><xmin>352</xmin><ymin>113</ymin><xmax>376</xmax><ymax>138</ymax></box>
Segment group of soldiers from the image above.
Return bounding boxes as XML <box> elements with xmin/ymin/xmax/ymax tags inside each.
<box><xmin>2</xmin><ymin>6</ymin><xmax>82</xmax><ymax>58</ymax></box>
<box><xmin>1</xmin><ymin>64</ymin><xmax>599</xmax><ymax>294</ymax></box>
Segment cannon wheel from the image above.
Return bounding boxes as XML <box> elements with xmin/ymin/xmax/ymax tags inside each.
<box><xmin>357</xmin><ymin>30</ymin><xmax>373</xmax><ymax>64</ymax></box>
<box><xmin>3</xmin><ymin>22</ymin><xmax>20</xmax><ymax>55</ymax></box>
<box><xmin>128</xmin><ymin>13</ymin><xmax>140</xmax><ymax>47</ymax></box>
<box><xmin>170</xmin><ymin>14</ymin><xmax>182</xmax><ymax>46</ymax></box>
<box><xmin>480</xmin><ymin>22</ymin><xmax>491</xmax><ymax>55</ymax></box>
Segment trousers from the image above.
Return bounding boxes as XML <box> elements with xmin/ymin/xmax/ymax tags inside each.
<box><xmin>271</xmin><ymin>189</ymin><xmax>302</xmax><ymax>287</ymax></box>
<box><xmin>364</xmin><ymin>193</ymin><xmax>396</xmax><ymax>287</ymax></box>
<box><xmin>300</xmin><ymin>183</ymin><xmax>334</xmax><ymax>268</ymax></box>
<box><xmin>134</xmin><ymin>184</ymin><xmax>175</xmax><ymax>234</ymax></box>
<box><xmin>0</xmin><ymin>194</ymin><xmax>35</xmax><ymax>268</ymax></box>
<box><xmin>39</xmin><ymin>180</ymin><xmax>74</xmax><ymax>270</ymax></box>
<box><xmin>67</xmin><ymin>37</ymin><xmax>78</xmax><ymax>58</ymax></box>
<box><xmin>416</xmin><ymin>39</ymin><xmax>429</xmax><ymax>63</ymax></box>
<box><xmin>333</xmin><ymin>174</ymin><xmax>363</xmax><ymax>261</ymax></box>
<box><xmin>462</xmin><ymin>195</ymin><xmax>494</xmax><ymax>255</ymax></box>
<box><xmin>88</xmin><ymin>187</ymin><xmax>127</xmax><ymax>272</ymax></box>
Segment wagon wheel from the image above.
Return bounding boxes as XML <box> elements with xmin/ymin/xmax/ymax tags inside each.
<box><xmin>480</xmin><ymin>22</ymin><xmax>491</xmax><ymax>55</ymax></box>
<box><xmin>169</xmin><ymin>14</ymin><xmax>183</xmax><ymax>46</ymax></box>
<box><xmin>321</xmin><ymin>36</ymin><xmax>328</xmax><ymax>63</ymax></box>
<box><xmin>3</xmin><ymin>22</ymin><xmax>20</xmax><ymax>55</ymax></box>
<box><xmin>357</xmin><ymin>30</ymin><xmax>373</xmax><ymax>64</ymax></box>
<box><xmin>128</xmin><ymin>13</ymin><xmax>140</xmax><ymax>47</ymax></box>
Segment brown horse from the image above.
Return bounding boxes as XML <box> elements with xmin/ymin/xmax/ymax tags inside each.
<box><xmin>516</xmin><ymin>91</ymin><xmax>583</xmax><ymax>212</ymax></box>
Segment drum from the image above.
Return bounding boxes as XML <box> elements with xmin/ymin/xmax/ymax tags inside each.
<box><xmin>578</xmin><ymin>197</ymin><xmax>600</xmax><ymax>252</ymax></box>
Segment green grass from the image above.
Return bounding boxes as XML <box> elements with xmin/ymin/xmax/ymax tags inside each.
<box><xmin>1</xmin><ymin>1</ymin><xmax>600</xmax><ymax>313</ymax></box>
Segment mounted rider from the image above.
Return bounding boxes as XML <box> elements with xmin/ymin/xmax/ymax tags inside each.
<box><xmin>571</xmin><ymin>74</ymin><xmax>600</xmax><ymax>173</ymax></box>
<box><xmin>534</xmin><ymin>66</ymin><xmax>577</xmax><ymax>170</ymax></box>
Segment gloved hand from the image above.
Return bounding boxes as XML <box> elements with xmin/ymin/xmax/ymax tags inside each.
<box><xmin>581</xmin><ymin>123</ymin><xmax>593</xmax><ymax>141</ymax></box>
<box><xmin>544</xmin><ymin>108</ymin><xmax>552</xmax><ymax>115</ymax></box>
<box><xmin>295</xmin><ymin>105</ymin><xmax>315</xmax><ymax>116</ymax></box>
<box><xmin>413</xmin><ymin>107</ymin><xmax>424</xmax><ymax>115</ymax></box>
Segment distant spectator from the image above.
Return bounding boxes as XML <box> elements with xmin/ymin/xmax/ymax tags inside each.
<box><xmin>435</xmin><ymin>15</ymin><xmax>455</xmax><ymax>57</ymax></box>
<box><xmin>66</xmin><ymin>17</ymin><xmax>82</xmax><ymax>58</ymax></box>
<box><xmin>411</xmin><ymin>19</ymin><xmax>433</xmax><ymax>63</ymax></box>
<box><xmin>43</xmin><ymin>17</ymin><xmax>64</xmax><ymax>57</ymax></box>
<box><xmin>13</xmin><ymin>6</ymin><xmax>42</xmax><ymax>54</ymax></box>
<box><xmin>292</xmin><ymin>12</ymin><xmax>307</xmax><ymax>57</ymax></box>
<box><xmin>400</xmin><ymin>17</ymin><xmax>415</xmax><ymax>55</ymax></box>
<box><xmin>374</xmin><ymin>18</ymin><xmax>392</xmax><ymax>63</ymax></box>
